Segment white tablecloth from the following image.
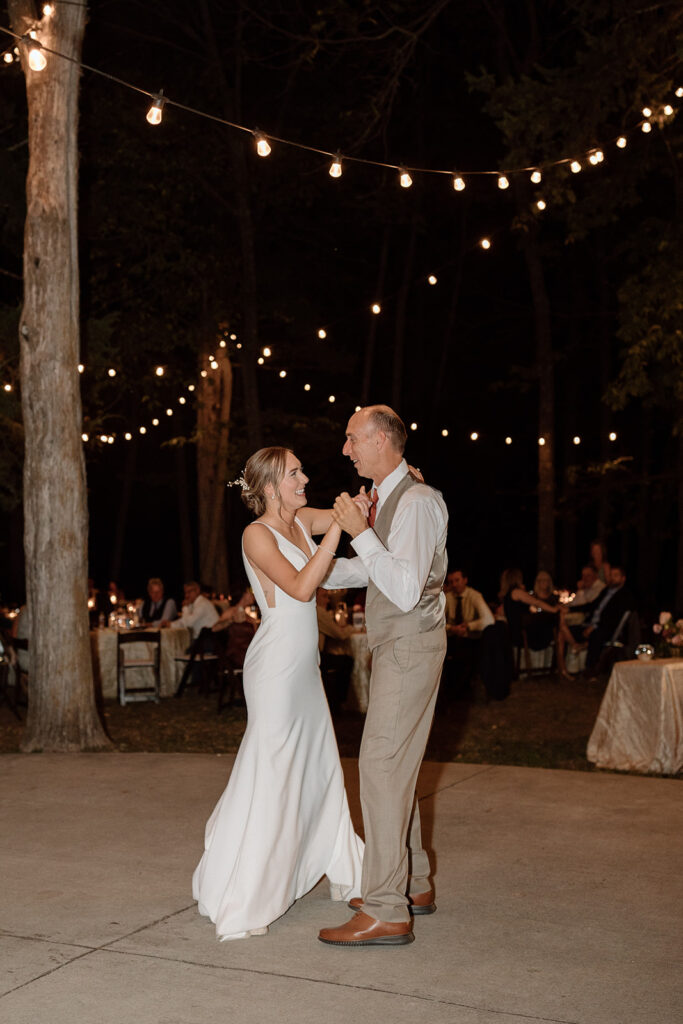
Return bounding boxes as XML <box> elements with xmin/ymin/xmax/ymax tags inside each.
<box><xmin>587</xmin><ymin>658</ymin><xmax>683</xmax><ymax>774</ymax></box>
<box><xmin>346</xmin><ymin>632</ymin><xmax>372</xmax><ymax>712</ymax></box>
<box><xmin>91</xmin><ymin>628</ymin><xmax>192</xmax><ymax>699</ymax></box>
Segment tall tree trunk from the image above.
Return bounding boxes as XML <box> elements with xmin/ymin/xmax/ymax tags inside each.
<box><xmin>391</xmin><ymin>216</ymin><xmax>418</xmax><ymax>410</ymax></box>
<box><xmin>361</xmin><ymin>226</ymin><xmax>390</xmax><ymax>405</ymax></box>
<box><xmin>197</xmin><ymin>345</ymin><xmax>232</xmax><ymax>595</ymax></box>
<box><xmin>522</xmin><ymin>227</ymin><xmax>555</xmax><ymax>574</ymax></box>
<box><xmin>9</xmin><ymin>0</ymin><xmax>110</xmax><ymax>750</ymax></box>
<box><xmin>199</xmin><ymin>0</ymin><xmax>262</xmax><ymax>449</ymax></box>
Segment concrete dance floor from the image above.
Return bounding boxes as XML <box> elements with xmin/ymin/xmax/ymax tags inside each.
<box><xmin>1</xmin><ymin>753</ymin><xmax>680</xmax><ymax>1024</ymax></box>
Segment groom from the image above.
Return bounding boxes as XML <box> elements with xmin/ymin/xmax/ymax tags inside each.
<box><xmin>319</xmin><ymin>404</ymin><xmax>448</xmax><ymax>946</ymax></box>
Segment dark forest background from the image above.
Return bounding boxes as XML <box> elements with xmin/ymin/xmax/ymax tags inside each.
<box><xmin>1</xmin><ymin>0</ymin><xmax>681</xmax><ymax>617</ymax></box>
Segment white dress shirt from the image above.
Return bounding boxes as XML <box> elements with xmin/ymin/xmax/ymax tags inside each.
<box><xmin>170</xmin><ymin>594</ymin><xmax>219</xmax><ymax>639</ymax></box>
<box><xmin>326</xmin><ymin>460</ymin><xmax>448</xmax><ymax>614</ymax></box>
<box><xmin>445</xmin><ymin>586</ymin><xmax>494</xmax><ymax>633</ymax></box>
<box><xmin>569</xmin><ymin>579</ymin><xmax>605</xmax><ymax>607</ymax></box>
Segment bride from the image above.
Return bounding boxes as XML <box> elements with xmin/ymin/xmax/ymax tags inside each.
<box><xmin>192</xmin><ymin>446</ymin><xmax>364</xmax><ymax>940</ymax></box>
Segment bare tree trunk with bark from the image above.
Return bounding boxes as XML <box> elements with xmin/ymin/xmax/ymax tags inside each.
<box><xmin>197</xmin><ymin>346</ymin><xmax>232</xmax><ymax>595</ymax></box>
<box><xmin>9</xmin><ymin>0</ymin><xmax>110</xmax><ymax>750</ymax></box>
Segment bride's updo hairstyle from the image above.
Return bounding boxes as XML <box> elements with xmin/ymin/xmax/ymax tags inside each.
<box><xmin>241</xmin><ymin>447</ymin><xmax>292</xmax><ymax>516</ymax></box>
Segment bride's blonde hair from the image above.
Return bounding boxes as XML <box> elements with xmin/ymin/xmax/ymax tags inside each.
<box><xmin>241</xmin><ymin>447</ymin><xmax>292</xmax><ymax>516</ymax></box>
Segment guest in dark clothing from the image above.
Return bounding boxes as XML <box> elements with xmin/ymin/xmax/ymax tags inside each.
<box><xmin>581</xmin><ymin>566</ymin><xmax>636</xmax><ymax>670</ymax></box>
<box><xmin>139</xmin><ymin>578</ymin><xmax>177</xmax><ymax>625</ymax></box>
<box><xmin>500</xmin><ymin>568</ymin><xmax>559</xmax><ymax>648</ymax></box>
<box><xmin>525</xmin><ymin>571</ymin><xmax>560</xmax><ymax>651</ymax></box>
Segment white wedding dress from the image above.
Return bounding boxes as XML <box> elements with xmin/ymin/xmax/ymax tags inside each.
<box><xmin>192</xmin><ymin>517</ymin><xmax>364</xmax><ymax>940</ymax></box>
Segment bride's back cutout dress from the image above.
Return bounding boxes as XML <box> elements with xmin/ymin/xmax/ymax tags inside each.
<box><xmin>192</xmin><ymin>517</ymin><xmax>364</xmax><ymax>939</ymax></box>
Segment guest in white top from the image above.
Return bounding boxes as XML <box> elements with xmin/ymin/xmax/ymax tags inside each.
<box><xmin>163</xmin><ymin>581</ymin><xmax>218</xmax><ymax>639</ymax></box>
<box><xmin>568</xmin><ymin>565</ymin><xmax>606</xmax><ymax>607</ymax></box>
<box><xmin>445</xmin><ymin>569</ymin><xmax>494</xmax><ymax>635</ymax></box>
<box><xmin>556</xmin><ymin>565</ymin><xmax>607</xmax><ymax>678</ymax></box>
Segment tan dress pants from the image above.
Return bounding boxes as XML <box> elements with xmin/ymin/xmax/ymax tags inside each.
<box><xmin>359</xmin><ymin>628</ymin><xmax>447</xmax><ymax>923</ymax></box>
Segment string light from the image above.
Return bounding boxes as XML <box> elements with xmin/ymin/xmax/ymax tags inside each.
<box><xmin>428</xmin><ymin>275</ymin><xmax>437</xmax><ymax>285</ymax></box>
<box><xmin>257</xmin><ymin>357</ymin><xmax>264</xmax><ymax>365</ymax></box>
<box><xmin>139</xmin><ymin>426</ymin><xmax>147</xmax><ymax>435</ymax></box>
<box><xmin>187</xmin><ymin>384</ymin><xmax>195</xmax><ymax>392</ymax></box>
<box><xmin>3</xmin><ymin>52</ymin><xmax>12</xmax><ymax>64</ymax></box>
<box><xmin>497</xmin><ymin>175</ymin><xmax>509</xmax><ymax>190</ymax></box>
<box><xmin>355</xmin><ymin>405</ymin><xmax>361</xmax><ymax>412</ymax></box>
<box><xmin>236</xmin><ymin>343</ymin><xmax>242</xmax><ymax>349</ymax></box>
<box><xmin>151</xmin><ymin>418</ymin><xmax>159</xmax><ymax>426</ymax></box>
<box><xmin>179</xmin><ymin>396</ymin><xmax>186</xmax><ymax>404</ymax></box>
<box><xmin>279</xmin><ymin>370</ymin><xmax>287</xmax><ymax>378</ymax></box>
<box><xmin>505</xmin><ymin>436</ymin><xmax>512</xmax><ymax>445</ymax></box>
<box><xmin>399</xmin><ymin>167</ymin><xmax>413</xmax><ymax>188</ymax></box>
<box><xmin>573</xmin><ymin>435</ymin><xmax>581</xmax><ymax>445</ymax></box>
<box><xmin>570</xmin><ymin>160</ymin><xmax>582</xmax><ymax>173</ymax></box>
<box><xmin>146</xmin><ymin>91</ymin><xmax>165</xmax><ymax>126</ymax></box>
<box><xmin>328</xmin><ymin>395</ymin><xmax>335</xmax><ymax>403</ymax></box>
<box><xmin>642</xmin><ymin>122</ymin><xmax>652</xmax><ymax>133</ymax></box>
<box><xmin>538</xmin><ymin>437</ymin><xmax>546</xmax><ymax>446</ymax></box>
<box><xmin>81</xmin><ymin>433</ymin><xmax>88</xmax><ymax>442</ymax></box>
<box><xmin>470</xmin><ymin>431</ymin><xmax>479</xmax><ymax>441</ymax></box>
<box><xmin>3</xmin><ymin>383</ymin><xmax>12</xmax><ymax>392</ymax></box>
<box><xmin>530</xmin><ymin>169</ymin><xmax>542</xmax><ymax>184</ymax></box>
<box><xmin>609</xmin><ymin>431</ymin><xmax>617</xmax><ymax>441</ymax></box>
<box><xmin>441</xmin><ymin>429</ymin><xmax>448</xmax><ymax>437</ymax></box>
<box><xmin>219</xmin><ymin>339</ymin><xmax>226</xmax><ymax>348</ymax></box>
<box><xmin>24</xmin><ymin>36</ymin><xmax>46</xmax><ymax>72</ymax></box>
<box><xmin>663</xmin><ymin>104</ymin><xmax>673</xmax><ymax>116</ymax></box>
<box><xmin>42</xmin><ymin>3</ymin><xmax>54</xmax><ymax>14</ymax></box>
<box><xmin>210</xmin><ymin>359</ymin><xmax>218</xmax><ymax>369</ymax></box>
<box><xmin>262</xmin><ymin>347</ymin><xmax>271</xmax><ymax>357</ymax></box>
<box><xmin>124</xmin><ymin>432</ymin><xmax>132</xmax><ymax>441</ymax></box>
<box><xmin>155</xmin><ymin>366</ymin><xmax>164</xmax><ymax>376</ymax></box>
<box><xmin>536</xmin><ymin>199</ymin><xmax>546</xmax><ymax>210</ymax></box>
<box><xmin>230</xmin><ymin>333</ymin><xmax>237</xmax><ymax>340</ymax></box>
<box><xmin>165</xmin><ymin>408</ymin><xmax>173</xmax><ymax>416</ymax></box>
<box><xmin>329</xmin><ymin>154</ymin><xmax>342</xmax><ymax>178</ymax></box>
<box><xmin>410</xmin><ymin>422</ymin><xmax>418</xmax><ymax>431</ymax></box>
<box><xmin>200</xmin><ymin>369</ymin><xmax>207</xmax><ymax>377</ymax></box>
<box><xmin>107</xmin><ymin>368</ymin><xmax>116</xmax><ymax>377</ymax></box>
<box><xmin>371</xmin><ymin>303</ymin><xmax>381</xmax><ymax>314</ymax></box>
<box><xmin>480</xmin><ymin>238</ymin><xmax>491</xmax><ymax>250</ymax></box>
<box><xmin>642</xmin><ymin>107</ymin><xmax>652</xmax><ymax>118</ymax></box>
<box><xmin>676</xmin><ymin>88</ymin><xmax>683</xmax><ymax>98</ymax></box>
<box><xmin>616</xmin><ymin>136</ymin><xmax>627</xmax><ymax>148</ymax></box>
<box><xmin>318</xmin><ymin>329</ymin><xmax>327</xmax><ymax>339</ymax></box>
<box><xmin>304</xmin><ymin>383</ymin><xmax>311</xmax><ymax>391</ymax></box>
<box><xmin>254</xmin><ymin>130</ymin><xmax>271</xmax><ymax>157</ymax></box>
<box><xmin>452</xmin><ymin>174</ymin><xmax>466</xmax><ymax>191</ymax></box>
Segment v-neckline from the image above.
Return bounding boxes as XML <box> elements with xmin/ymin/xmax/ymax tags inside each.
<box><xmin>262</xmin><ymin>515</ymin><xmax>313</xmax><ymax>561</ymax></box>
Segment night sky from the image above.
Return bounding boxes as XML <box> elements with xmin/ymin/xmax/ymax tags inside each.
<box><xmin>0</xmin><ymin>0</ymin><xmax>680</xmax><ymax>613</ymax></box>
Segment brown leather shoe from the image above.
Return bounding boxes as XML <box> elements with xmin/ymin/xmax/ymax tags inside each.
<box><xmin>319</xmin><ymin>911</ymin><xmax>414</xmax><ymax>946</ymax></box>
<box><xmin>348</xmin><ymin>889</ymin><xmax>436</xmax><ymax>916</ymax></box>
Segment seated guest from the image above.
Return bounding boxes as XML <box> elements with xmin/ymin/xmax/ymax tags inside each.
<box><xmin>163</xmin><ymin>580</ymin><xmax>218</xmax><ymax>639</ymax></box>
<box><xmin>315</xmin><ymin>589</ymin><xmax>361</xmax><ymax>711</ymax></box>
<box><xmin>556</xmin><ymin>565</ymin><xmax>606</xmax><ymax>677</ymax></box>
<box><xmin>139</xmin><ymin>577</ymin><xmax>177</xmax><ymax>625</ymax></box>
<box><xmin>442</xmin><ymin>568</ymin><xmax>494</xmax><ymax>701</ymax></box>
<box><xmin>525</xmin><ymin>570</ymin><xmax>560</xmax><ymax>652</ymax></box>
<box><xmin>569</xmin><ymin>564</ymin><xmax>606</xmax><ymax>607</ymax></box>
<box><xmin>500</xmin><ymin>567</ymin><xmax>559</xmax><ymax>650</ymax></box>
<box><xmin>581</xmin><ymin>565</ymin><xmax>635</xmax><ymax>671</ymax></box>
<box><xmin>213</xmin><ymin>587</ymin><xmax>257</xmax><ymax>631</ymax></box>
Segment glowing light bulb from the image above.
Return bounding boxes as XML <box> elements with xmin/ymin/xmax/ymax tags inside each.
<box><xmin>642</xmin><ymin>107</ymin><xmax>652</xmax><ymax>118</ymax></box>
<box><xmin>146</xmin><ymin>92</ymin><xmax>165</xmax><ymax>126</ymax></box>
<box><xmin>155</xmin><ymin>366</ymin><xmax>164</xmax><ymax>376</ymax></box>
<box><xmin>530</xmin><ymin>169</ymin><xmax>542</xmax><ymax>184</ymax></box>
<box><xmin>304</xmin><ymin>384</ymin><xmax>311</xmax><ymax>391</ymax></box>
<box><xmin>536</xmin><ymin>199</ymin><xmax>546</xmax><ymax>210</ymax></box>
<box><xmin>26</xmin><ymin>38</ymin><xmax>47</xmax><ymax>72</ymax></box>
<box><xmin>78</xmin><ymin>363</ymin><xmax>84</xmax><ymax>373</ymax></box>
<box><xmin>355</xmin><ymin>406</ymin><xmax>361</xmax><ymax>412</ymax></box>
<box><xmin>139</xmin><ymin>426</ymin><xmax>147</xmax><ymax>435</ymax></box>
<box><xmin>664</xmin><ymin>104</ymin><xmax>673</xmax><ymax>116</ymax></box>
<box><xmin>81</xmin><ymin>433</ymin><xmax>88</xmax><ymax>442</ymax></box>
<box><xmin>573</xmin><ymin>435</ymin><xmax>581</xmax><ymax>445</ymax></box>
<box><xmin>497</xmin><ymin>175</ymin><xmax>509</xmax><ymax>190</ymax></box>
<box><xmin>595</xmin><ymin>149</ymin><xmax>604</xmax><ymax>162</ymax></box>
<box><xmin>329</xmin><ymin>154</ymin><xmax>342</xmax><ymax>178</ymax></box>
<box><xmin>257</xmin><ymin>357</ymin><xmax>264</xmax><ymax>365</ymax></box>
<box><xmin>179</xmin><ymin>396</ymin><xmax>186</xmax><ymax>404</ymax></box>
<box><xmin>480</xmin><ymin>238</ymin><xmax>491</xmax><ymax>250</ymax></box>
<box><xmin>108</xmin><ymin>436</ymin><xmax>114</xmax><ymax>445</ymax></box>
<box><xmin>676</xmin><ymin>88</ymin><xmax>683</xmax><ymax>99</ymax></box>
<box><xmin>99</xmin><ymin>434</ymin><xmax>108</xmax><ymax>443</ymax></box>
<box><xmin>166</xmin><ymin>408</ymin><xmax>173</xmax><ymax>416</ymax></box>
<box><xmin>4</xmin><ymin>383</ymin><xmax>12</xmax><ymax>392</ymax></box>
<box><xmin>428</xmin><ymin>275</ymin><xmax>437</xmax><ymax>285</ymax></box>
<box><xmin>200</xmin><ymin>369</ymin><xmax>208</xmax><ymax>378</ymax></box>
<box><xmin>538</xmin><ymin>436</ymin><xmax>546</xmax><ymax>446</ymax></box>
<box><xmin>453</xmin><ymin>175</ymin><xmax>466</xmax><ymax>191</ymax></box>
<box><xmin>328</xmin><ymin>395</ymin><xmax>335</xmax><ymax>403</ymax></box>
<box><xmin>399</xmin><ymin>167</ymin><xmax>413</xmax><ymax>188</ymax></box>
<box><xmin>410</xmin><ymin>423</ymin><xmax>418</xmax><ymax>432</ymax></box>
<box><xmin>187</xmin><ymin>384</ymin><xmax>195</xmax><ymax>392</ymax></box>
<box><xmin>124</xmin><ymin>432</ymin><xmax>132</xmax><ymax>441</ymax></box>
<box><xmin>505</xmin><ymin>436</ymin><xmax>512</xmax><ymax>445</ymax></box>
<box><xmin>3</xmin><ymin>52</ymin><xmax>13</xmax><ymax>64</ymax></box>
<box><xmin>441</xmin><ymin>429</ymin><xmax>449</xmax><ymax>437</ymax></box>
<box><xmin>642</xmin><ymin>122</ymin><xmax>652</xmax><ymax>133</ymax></box>
<box><xmin>470</xmin><ymin>431</ymin><xmax>479</xmax><ymax>441</ymax></box>
<box><xmin>588</xmin><ymin>150</ymin><xmax>600</xmax><ymax>165</ymax></box>
<box><xmin>42</xmin><ymin>3</ymin><xmax>54</xmax><ymax>14</ymax></box>
<box><xmin>318</xmin><ymin>329</ymin><xmax>327</xmax><ymax>339</ymax></box>
<box><xmin>570</xmin><ymin>160</ymin><xmax>582</xmax><ymax>173</ymax></box>
<box><xmin>254</xmin><ymin>131</ymin><xmax>271</xmax><ymax>157</ymax></box>
<box><xmin>230</xmin><ymin>333</ymin><xmax>237</xmax><ymax>340</ymax></box>
<box><xmin>279</xmin><ymin>370</ymin><xmax>287</xmax><ymax>378</ymax></box>
<box><xmin>152</xmin><ymin>418</ymin><xmax>159</xmax><ymax>426</ymax></box>
<box><xmin>262</xmin><ymin>347</ymin><xmax>271</xmax><ymax>357</ymax></box>
<box><xmin>210</xmin><ymin>359</ymin><xmax>218</xmax><ymax>369</ymax></box>
<box><xmin>616</xmin><ymin>136</ymin><xmax>627</xmax><ymax>149</ymax></box>
<box><xmin>609</xmin><ymin>431</ymin><xmax>617</xmax><ymax>441</ymax></box>
<box><xmin>371</xmin><ymin>303</ymin><xmax>381</xmax><ymax>314</ymax></box>
<box><xmin>107</xmin><ymin>368</ymin><xmax>116</xmax><ymax>377</ymax></box>
<box><xmin>236</xmin><ymin>343</ymin><xmax>242</xmax><ymax>349</ymax></box>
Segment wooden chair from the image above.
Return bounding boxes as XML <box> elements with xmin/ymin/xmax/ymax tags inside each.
<box><xmin>117</xmin><ymin>631</ymin><xmax>161</xmax><ymax>705</ymax></box>
<box><xmin>174</xmin><ymin>627</ymin><xmax>220</xmax><ymax>698</ymax></box>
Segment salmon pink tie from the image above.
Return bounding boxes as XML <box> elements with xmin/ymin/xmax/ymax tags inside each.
<box><xmin>368</xmin><ymin>488</ymin><xmax>379</xmax><ymax>528</ymax></box>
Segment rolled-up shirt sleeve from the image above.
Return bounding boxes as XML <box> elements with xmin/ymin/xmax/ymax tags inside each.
<box><xmin>323</xmin><ymin>554</ymin><xmax>369</xmax><ymax>590</ymax></box>
<box><xmin>351</xmin><ymin>494</ymin><xmax>442</xmax><ymax>613</ymax></box>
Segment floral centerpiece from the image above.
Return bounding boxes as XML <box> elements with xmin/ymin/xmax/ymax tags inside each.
<box><xmin>652</xmin><ymin>613</ymin><xmax>683</xmax><ymax>657</ymax></box>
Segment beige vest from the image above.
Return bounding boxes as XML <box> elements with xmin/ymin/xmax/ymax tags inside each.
<box><xmin>365</xmin><ymin>474</ymin><xmax>447</xmax><ymax>650</ymax></box>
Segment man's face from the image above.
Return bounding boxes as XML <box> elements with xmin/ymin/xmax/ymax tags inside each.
<box><xmin>609</xmin><ymin>568</ymin><xmax>626</xmax><ymax>588</ymax></box>
<box><xmin>148</xmin><ymin>583</ymin><xmax>163</xmax><ymax>603</ymax></box>
<box><xmin>342</xmin><ymin>411</ymin><xmax>380</xmax><ymax>480</ymax></box>
<box><xmin>184</xmin><ymin>584</ymin><xmax>200</xmax><ymax>603</ymax></box>
<box><xmin>449</xmin><ymin>571</ymin><xmax>467</xmax><ymax>595</ymax></box>
<box><xmin>580</xmin><ymin>568</ymin><xmax>597</xmax><ymax>590</ymax></box>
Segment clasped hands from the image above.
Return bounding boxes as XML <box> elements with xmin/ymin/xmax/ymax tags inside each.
<box><xmin>332</xmin><ymin>486</ymin><xmax>371</xmax><ymax>539</ymax></box>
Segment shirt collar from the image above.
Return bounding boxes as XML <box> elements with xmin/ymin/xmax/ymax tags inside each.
<box><xmin>374</xmin><ymin>459</ymin><xmax>408</xmax><ymax>505</ymax></box>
